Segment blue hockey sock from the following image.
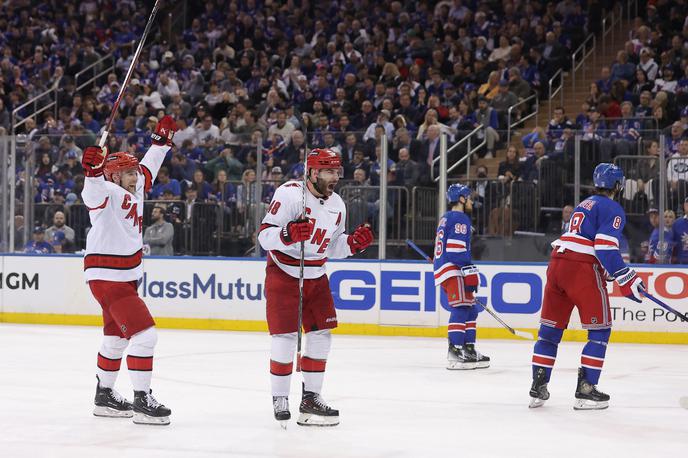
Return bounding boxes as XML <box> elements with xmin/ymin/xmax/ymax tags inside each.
<box><xmin>464</xmin><ymin>303</ymin><xmax>480</xmax><ymax>344</ymax></box>
<box><xmin>581</xmin><ymin>328</ymin><xmax>611</xmax><ymax>385</ymax></box>
<box><xmin>532</xmin><ymin>325</ymin><xmax>563</xmax><ymax>383</ymax></box>
<box><xmin>448</xmin><ymin>307</ymin><xmax>470</xmax><ymax>346</ymax></box>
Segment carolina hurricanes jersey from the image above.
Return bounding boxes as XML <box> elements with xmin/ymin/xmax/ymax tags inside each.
<box><xmin>258</xmin><ymin>180</ymin><xmax>352</xmax><ymax>279</ymax></box>
<box><xmin>81</xmin><ymin>144</ymin><xmax>170</xmax><ymax>282</ymax></box>
<box><xmin>433</xmin><ymin>210</ymin><xmax>472</xmax><ymax>285</ymax></box>
<box><xmin>551</xmin><ymin>195</ymin><xmax>626</xmax><ymax>276</ymax></box>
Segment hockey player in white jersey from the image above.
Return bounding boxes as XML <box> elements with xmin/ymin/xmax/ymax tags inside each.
<box><xmin>81</xmin><ymin>115</ymin><xmax>177</xmax><ymax>425</ymax></box>
<box><xmin>258</xmin><ymin>148</ymin><xmax>374</xmax><ymax>427</ymax></box>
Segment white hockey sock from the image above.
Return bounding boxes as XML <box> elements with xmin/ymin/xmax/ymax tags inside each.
<box><xmin>302</xmin><ymin>330</ymin><xmax>331</xmax><ymax>394</ymax></box>
<box><xmin>270</xmin><ymin>333</ymin><xmax>297</xmax><ymax>397</ymax></box>
<box><xmin>97</xmin><ymin>335</ymin><xmax>129</xmax><ymax>389</ymax></box>
<box><xmin>126</xmin><ymin>327</ymin><xmax>157</xmax><ymax>393</ymax></box>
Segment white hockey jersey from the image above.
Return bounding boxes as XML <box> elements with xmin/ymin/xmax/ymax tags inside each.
<box><xmin>258</xmin><ymin>180</ymin><xmax>353</xmax><ymax>279</ymax></box>
<box><xmin>81</xmin><ymin>144</ymin><xmax>170</xmax><ymax>282</ymax></box>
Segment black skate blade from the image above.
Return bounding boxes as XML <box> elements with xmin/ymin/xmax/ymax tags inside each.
<box><xmin>93</xmin><ymin>405</ymin><xmax>133</xmax><ymax>418</ymax></box>
<box><xmin>296</xmin><ymin>412</ymin><xmax>340</xmax><ymax>427</ymax></box>
<box><xmin>133</xmin><ymin>412</ymin><xmax>171</xmax><ymax>425</ymax></box>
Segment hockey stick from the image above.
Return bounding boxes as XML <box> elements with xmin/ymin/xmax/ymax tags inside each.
<box><xmin>98</xmin><ymin>0</ymin><xmax>163</xmax><ymax>147</ymax></box>
<box><xmin>296</xmin><ymin>118</ymin><xmax>309</xmax><ymax>372</ymax></box>
<box><xmin>641</xmin><ymin>291</ymin><xmax>688</xmax><ymax>322</ymax></box>
<box><xmin>405</xmin><ymin>239</ymin><xmax>534</xmax><ymax>340</ymax></box>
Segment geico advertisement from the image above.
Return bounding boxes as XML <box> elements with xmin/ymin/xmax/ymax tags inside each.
<box><xmin>1</xmin><ymin>255</ymin><xmax>687</xmax><ymax>332</ymax></box>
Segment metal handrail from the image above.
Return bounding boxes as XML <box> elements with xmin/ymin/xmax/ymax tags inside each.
<box><xmin>11</xmin><ymin>86</ymin><xmax>59</xmax><ymax>133</ymax></box>
<box><xmin>571</xmin><ymin>34</ymin><xmax>596</xmax><ymax>95</ymax></box>
<box><xmin>507</xmin><ymin>93</ymin><xmax>538</xmax><ymax>144</ymax></box>
<box><xmin>74</xmin><ymin>52</ymin><xmax>116</xmax><ymax>89</ymax></box>
<box><xmin>548</xmin><ymin>69</ymin><xmax>564</xmax><ymax>122</ymax></box>
<box><xmin>431</xmin><ymin>125</ymin><xmax>485</xmax><ymax>182</ymax></box>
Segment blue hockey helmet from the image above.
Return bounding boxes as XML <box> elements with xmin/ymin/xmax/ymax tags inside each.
<box><xmin>447</xmin><ymin>183</ymin><xmax>472</xmax><ymax>203</ymax></box>
<box><xmin>593</xmin><ymin>163</ymin><xmax>625</xmax><ymax>190</ymax></box>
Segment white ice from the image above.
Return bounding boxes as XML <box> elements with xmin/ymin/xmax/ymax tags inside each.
<box><xmin>0</xmin><ymin>323</ymin><xmax>686</xmax><ymax>457</ymax></box>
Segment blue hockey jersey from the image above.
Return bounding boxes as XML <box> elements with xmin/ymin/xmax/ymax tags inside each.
<box><xmin>551</xmin><ymin>195</ymin><xmax>627</xmax><ymax>276</ymax></box>
<box><xmin>433</xmin><ymin>210</ymin><xmax>472</xmax><ymax>285</ymax></box>
<box><xmin>647</xmin><ymin>227</ymin><xmax>675</xmax><ymax>263</ymax></box>
<box><xmin>672</xmin><ymin>217</ymin><xmax>688</xmax><ymax>263</ymax></box>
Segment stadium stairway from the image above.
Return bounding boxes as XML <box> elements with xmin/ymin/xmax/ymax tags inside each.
<box><xmin>460</xmin><ymin>18</ymin><xmax>636</xmax><ymax>180</ymax></box>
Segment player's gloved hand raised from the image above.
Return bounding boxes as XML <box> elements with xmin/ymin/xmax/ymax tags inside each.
<box><xmin>82</xmin><ymin>146</ymin><xmax>108</xmax><ymax>177</ymax></box>
<box><xmin>151</xmin><ymin>115</ymin><xmax>177</xmax><ymax>146</ymax></box>
<box><xmin>281</xmin><ymin>218</ymin><xmax>314</xmax><ymax>245</ymax></box>
<box><xmin>348</xmin><ymin>223</ymin><xmax>374</xmax><ymax>254</ymax></box>
<box><xmin>615</xmin><ymin>267</ymin><xmax>645</xmax><ymax>303</ymax></box>
<box><xmin>461</xmin><ymin>264</ymin><xmax>480</xmax><ymax>293</ymax></box>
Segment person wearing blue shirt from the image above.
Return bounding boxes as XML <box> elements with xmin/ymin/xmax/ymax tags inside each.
<box><xmin>671</xmin><ymin>198</ymin><xmax>688</xmax><ymax>263</ymax></box>
<box><xmin>530</xmin><ymin>164</ymin><xmax>646</xmax><ymax>410</ymax></box>
<box><xmin>149</xmin><ymin>166</ymin><xmax>181</xmax><ymax>199</ymax></box>
<box><xmin>648</xmin><ymin>210</ymin><xmax>676</xmax><ymax>263</ymax></box>
<box><xmin>24</xmin><ymin>227</ymin><xmax>54</xmax><ymax>254</ymax></box>
<box><xmin>434</xmin><ymin>184</ymin><xmax>489</xmax><ymax>370</ymax></box>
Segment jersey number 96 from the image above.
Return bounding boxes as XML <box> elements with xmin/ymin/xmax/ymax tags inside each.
<box><xmin>435</xmin><ymin>229</ymin><xmax>444</xmax><ymax>257</ymax></box>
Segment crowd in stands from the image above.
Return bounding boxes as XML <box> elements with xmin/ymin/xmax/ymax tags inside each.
<box><xmin>4</xmin><ymin>0</ymin><xmax>687</xmax><ymax>261</ymax></box>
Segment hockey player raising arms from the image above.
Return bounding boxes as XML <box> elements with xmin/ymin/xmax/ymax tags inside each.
<box><xmin>258</xmin><ymin>148</ymin><xmax>374</xmax><ymax>427</ymax></box>
<box><xmin>434</xmin><ymin>184</ymin><xmax>489</xmax><ymax>370</ymax></box>
<box><xmin>81</xmin><ymin>115</ymin><xmax>177</xmax><ymax>425</ymax></box>
<box><xmin>529</xmin><ymin>164</ymin><xmax>645</xmax><ymax>410</ymax></box>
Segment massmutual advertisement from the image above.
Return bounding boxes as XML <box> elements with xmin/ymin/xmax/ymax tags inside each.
<box><xmin>1</xmin><ymin>254</ymin><xmax>686</xmax><ymax>343</ymax></box>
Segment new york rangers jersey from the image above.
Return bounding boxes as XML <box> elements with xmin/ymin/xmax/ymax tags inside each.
<box><xmin>258</xmin><ymin>181</ymin><xmax>353</xmax><ymax>279</ymax></box>
<box><xmin>433</xmin><ymin>211</ymin><xmax>472</xmax><ymax>285</ymax></box>
<box><xmin>672</xmin><ymin>216</ymin><xmax>688</xmax><ymax>263</ymax></box>
<box><xmin>81</xmin><ymin>144</ymin><xmax>170</xmax><ymax>282</ymax></box>
<box><xmin>552</xmin><ymin>195</ymin><xmax>626</xmax><ymax>276</ymax></box>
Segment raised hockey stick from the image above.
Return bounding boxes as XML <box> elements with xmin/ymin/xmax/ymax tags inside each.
<box><xmin>405</xmin><ymin>239</ymin><xmax>534</xmax><ymax>340</ymax></box>
<box><xmin>98</xmin><ymin>0</ymin><xmax>163</xmax><ymax>147</ymax></box>
<box><xmin>641</xmin><ymin>291</ymin><xmax>688</xmax><ymax>322</ymax></box>
<box><xmin>296</xmin><ymin>119</ymin><xmax>309</xmax><ymax>372</ymax></box>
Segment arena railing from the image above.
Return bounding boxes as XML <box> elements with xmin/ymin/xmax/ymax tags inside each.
<box><xmin>74</xmin><ymin>52</ymin><xmax>117</xmax><ymax>94</ymax></box>
<box><xmin>506</xmin><ymin>93</ymin><xmax>539</xmax><ymax>145</ymax></box>
<box><xmin>547</xmin><ymin>69</ymin><xmax>565</xmax><ymax>122</ymax></box>
<box><xmin>571</xmin><ymin>34</ymin><xmax>596</xmax><ymax>95</ymax></box>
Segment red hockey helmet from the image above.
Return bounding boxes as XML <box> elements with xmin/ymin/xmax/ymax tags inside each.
<box><xmin>103</xmin><ymin>152</ymin><xmax>140</xmax><ymax>182</ymax></box>
<box><xmin>307</xmin><ymin>148</ymin><xmax>342</xmax><ymax>172</ymax></box>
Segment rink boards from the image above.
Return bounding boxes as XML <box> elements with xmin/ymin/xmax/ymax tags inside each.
<box><xmin>1</xmin><ymin>254</ymin><xmax>687</xmax><ymax>344</ymax></box>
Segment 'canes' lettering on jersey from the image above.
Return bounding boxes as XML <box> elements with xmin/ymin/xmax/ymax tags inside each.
<box><xmin>433</xmin><ymin>211</ymin><xmax>472</xmax><ymax>285</ymax></box>
<box><xmin>258</xmin><ymin>180</ymin><xmax>352</xmax><ymax>279</ymax></box>
<box><xmin>81</xmin><ymin>144</ymin><xmax>170</xmax><ymax>282</ymax></box>
<box><xmin>552</xmin><ymin>195</ymin><xmax>626</xmax><ymax>275</ymax></box>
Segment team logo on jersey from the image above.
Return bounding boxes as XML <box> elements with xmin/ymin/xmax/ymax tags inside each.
<box><xmin>613</xmin><ymin>216</ymin><xmax>622</xmax><ymax>229</ymax></box>
<box><xmin>591</xmin><ymin>317</ymin><xmax>598</xmax><ymax>324</ymax></box>
<box><xmin>121</xmin><ymin>195</ymin><xmax>143</xmax><ymax>233</ymax></box>
<box><xmin>454</xmin><ymin>223</ymin><xmax>468</xmax><ymax>234</ymax></box>
<box><xmin>120</xmin><ymin>324</ymin><xmax>127</xmax><ymax>334</ymax></box>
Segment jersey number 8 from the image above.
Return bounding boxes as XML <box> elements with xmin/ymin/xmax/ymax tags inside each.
<box><xmin>569</xmin><ymin>212</ymin><xmax>585</xmax><ymax>233</ymax></box>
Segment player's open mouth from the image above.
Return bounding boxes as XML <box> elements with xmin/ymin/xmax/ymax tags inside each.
<box><xmin>327</xmin><ymin>183</ymin><xmax>335</xmax><ymax>192</ymax></box>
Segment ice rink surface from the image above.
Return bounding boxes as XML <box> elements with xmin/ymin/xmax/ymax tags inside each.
<box><xmin>0</xmin><ymin>323</ymin><xmax>685</xmax><ymax>458</ymax></box>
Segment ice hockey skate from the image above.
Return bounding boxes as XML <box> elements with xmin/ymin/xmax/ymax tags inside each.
<box><xmin>573</xmin><ymin>368</ymin><xmax>609</xmax><ymax>410</ymax></box>
<box><xmin>529</xmin><ymin>367</ymin><xmax>550</xmax><ymax>408</ymax></box>
<box><xmin>297</xmin><ymin>385</ymin><xmax>339</xmax><ymax>427</ymax></box>
<box><xmin>447</xmin><ymin>343</ymin><xmax>477</xmax><ymax>370</ymax></box>
<box><xmin>273</xmin><ymin>396</ymin><xmax>290</xmax><ymax>429</ymax></box>
<box><xmin>132</xmin><ymin>390</ymin><xmax>171</xmax><ymax>425</ymax></box>
<box><xmin>93</xmin><ymin>375</ymin><xmax>133</xmax><ymax>418</ymax></box>
<box><xmin>465</xmin><ymin>343</ymin><xmax>490</xmax><ymax>369</ymax></box>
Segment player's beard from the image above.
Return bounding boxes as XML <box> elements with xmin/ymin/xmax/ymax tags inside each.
<box><xmin>463</xmin><ymin>200</ymin><xmax>473</xmax><ymax>214</ymax></box>
<box><xmin>314</xmin><ymin>176</ymin><xmax>336</xmax><ymax>197</ymax></box>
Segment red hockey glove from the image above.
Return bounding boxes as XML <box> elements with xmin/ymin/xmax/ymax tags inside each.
<box><xmin>82</xmin><ymin>146</ymin><xmax>108</xmax><ymax>177</ymax></box>
<box><xmin>151</xmin><ymin>115</ymin><xmax>178</xmax><ymax>146</ymax></box>
<box><xmin>615</xmin><ymin>267</ymin><xmax>645</xmax><ymax>303</ymax></box>
<box><xmin>348</xmin><ymin>223</ymin><xmax>374</xmax><ymax>254</ymax></box>
<box><xmin>461</xmin><ymin>264</ymin><xmax>479</xmax><ymax>293</ymax></box>
<box><xmin>281</xmin><ymin>218</ymin><xmax>314</xmax><ymax>245</ymax></box>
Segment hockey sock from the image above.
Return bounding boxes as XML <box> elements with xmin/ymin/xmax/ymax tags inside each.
<box><xmin>271</xmin><ymin>332</ymin><xmax>297</xmax><ymax>397</ymax></box>
<box><xmin>126</xmin><ymin>327</ymin><xmax>157</xmax><ymax>393</ymax></box>
<box><xmin>464</xmin><ymin>304</ymin><xmax>480</xmax><ymax>344</ymax></box>
<box><xmin>302</xmin><ymin>329</ymin><xmax>331</xmax><ymax>394</ymax></box>
<box><xmin>581</xmin><ymin>328</ymin><xmax>611</xmax><ymax>385</ymax></box>
<box><xmin>96</xmin><ymin>335</ymin><xmax>129</xmax><ymax>388</ymax></box>
<box><xmin>448</xmin><ymin>306</ymin><xmax>470</xmax><ymax>346</ymax></box>
<box><xmin>532</xmin><ymin>325</ymin><xmax>563</xmax><ymax>382</ymax></box>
